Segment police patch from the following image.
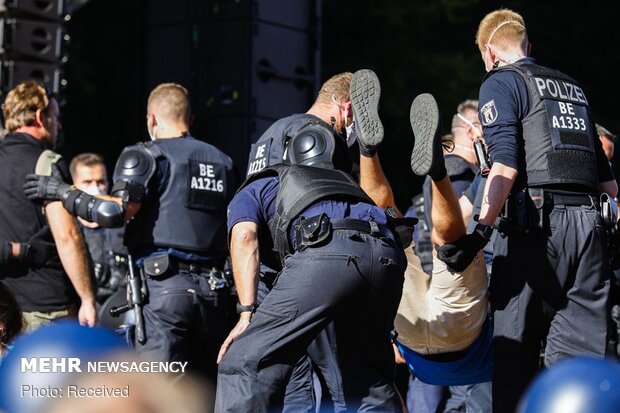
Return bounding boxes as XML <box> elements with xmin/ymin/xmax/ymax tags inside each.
<box><xmin>481</xmin><ymin>100</ymin><xmax>498</xmax><ymax>126</ymax></box>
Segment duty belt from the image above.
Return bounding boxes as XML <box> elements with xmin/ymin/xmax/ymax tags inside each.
<box><xmin>542</xmin><ymin>190</ymin><xmax>599</xmax><ymax>209</ymax></box>
<box><xmin>294</xmin><ymin>214</ymin><xmax>398</xmax><ymax>253</ymax></box>
<box><xmin>330</xmin><ymin>218</ymin><xmax>397</xmax><ymax>242</ymax></box>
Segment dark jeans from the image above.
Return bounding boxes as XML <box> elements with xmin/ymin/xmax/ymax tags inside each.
<box><xmin>216</xmin><ymin>230</ymin><xmax>406</xmax><ymax>412</ymax></box>
<box><xmin>135</xmin><ymin>269</ymin><xmax>229</xmax><ymax>382</ymax></box>
<box><xmin>491</xmin><ymin>204</ymin><xmax>610</xmax><ymax>413</ymax></box>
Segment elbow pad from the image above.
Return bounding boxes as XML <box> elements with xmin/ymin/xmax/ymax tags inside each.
<box><xmin>62</xmin><ymin>189</ymin><xmax>125</xmax><ymax>228</ymax></box>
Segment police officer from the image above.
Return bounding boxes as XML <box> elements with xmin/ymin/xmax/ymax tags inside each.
<box><xmin>0</xmin><ymin>81</ymin><xmax>96</xmax><ymax>331</ymax></box>
<box><xmin>437</xmin><ymin>9</ymin><xmax>618</xmax><ymax>412</ymax></box>
<box><xmin>24</xmin><ymin>83</ymin><xmax>236</xmax><ymax>383</ymax></box>
<box><xmin>243</xmin><ymin>69</ymin><xmax>397</xmax><ymax>411</ymax></box>
<box><xmin>69</xmin><ymin>153</ymin><xmax>127</xmax><ymax>306</ymax></box>
<box><xmin>216</xmin><ymin>125</ymin><xmax>407</xmax><ymax>412</ymax></box>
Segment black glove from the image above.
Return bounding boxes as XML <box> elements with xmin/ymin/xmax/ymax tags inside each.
<box><xmin>436</xmin><ymin>231</ymin><xmax>489</xmax><ymax>272</ymax></box>
<box><xmin>23</xmin><ymin>174</ymin><xmax>72</xmax><ymax>202</ymax></box>
<box><xmin>18</xmin><ymin>241</ymin><xmax>57</xmax><ymax>267</ymax></box>
<box><xmin>0</xmin><ymin>240</ymin><xmax>56</xmax><ymax>266</ymax></box>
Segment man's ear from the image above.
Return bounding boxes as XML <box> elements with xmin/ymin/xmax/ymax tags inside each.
<box><xmin>526</xmin><ymin>41</ymin><xmax>532</xmax><ymax>57</ymax></box>
<box><xmin>34</xmin><ymin>108</ymin><xmax>46</xmax><ymax>127</ymax></box>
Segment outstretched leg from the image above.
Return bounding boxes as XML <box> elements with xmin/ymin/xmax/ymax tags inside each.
<box><xmin>351</xmin><ymin>69</ymin><xmax>399</xmax><ymax>211</ymax></box>
<box><xmin>409</xmin><ymin>93</ymin><xmax>464</xmax><ymax>244</ymax></box>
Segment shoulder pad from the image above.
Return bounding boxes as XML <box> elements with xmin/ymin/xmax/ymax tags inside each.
<box><xmin>35</xmin><ymin>150</ymin><xmax>62</xmax><ymax>177</ymax></box>
<box><xmin>112</xmin><ymin>144</ymin><xmax>156</xmax><ymax>186</ymax></box>
<box><xmin>111</xmin><ymin>144</ymin><xmax>156</xmax><ymax>202</ymax></box>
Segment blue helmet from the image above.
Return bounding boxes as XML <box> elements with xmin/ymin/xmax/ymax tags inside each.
<box><xmin>518</xmin><ymin>357</ymin><xmax>620</xmax><ymax>413</ymax></box>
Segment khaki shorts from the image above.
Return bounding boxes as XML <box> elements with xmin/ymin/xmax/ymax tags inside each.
<box><xmin>22</xmin><ymin>306</ymin><xmax>77</xmax><ymax>333</ymax></box>
<box><xmin>394</xmin><ymin>247</ymin><xmax>488</xmax><ymax>354</ymax></box>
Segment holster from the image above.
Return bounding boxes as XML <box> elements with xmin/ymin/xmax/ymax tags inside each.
<box><xmin>498</xmin><ymin>188</ymin><xmax>545</xmax><ymax>236</ymax></box>
<box><xmin>295</xmin><ymin>213</ymin><xmax>332</xmax><ymax>251</ymax></box>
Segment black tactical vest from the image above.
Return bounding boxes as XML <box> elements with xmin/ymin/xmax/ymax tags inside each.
<box><xmin>246</xmin><ymin>114</ymin><xmax>331</xmax><ymax>177</ymax></box>
<box><xmin>125</xmin><ymin>137</ymin><xmax>235</xmax><ymax>255</ymax></box>
<box><xmin>484</xmin><ymin>61</ymin><xmax>599</xmax><ymax>190</ymax></box>
<box><xmin>239</xmin><ymin>164</ymin><xmax>375</xmax><ymax>257</ymax></box>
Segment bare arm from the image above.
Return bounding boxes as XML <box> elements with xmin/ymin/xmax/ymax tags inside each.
<box><xmin>230</xmin><ymin>221</ymin><xmax>260</xmax><ymax>307</ymax></box>
<box><xmin>459</xmin><ymin>196</ymin><xmax>474</xmax><ymax>226</ymax></box>
<box><xmin>359</xmin><ymin>153</ymin><xmax>398</xmax><ymax>211</ymax></box>
<box><xmin>45</xmin><ymin>201</ymin><xmax>97</xmax><ymax>326</ymax></box>
<box><xmin>217</xmin><ymin>221</ymin><xmax>260</xmax><ymax>362</ymax></box>
<box><xmin>477</xmin><ymin>162</ymin><xmax>519</xmax><ymax>228</ymax></box>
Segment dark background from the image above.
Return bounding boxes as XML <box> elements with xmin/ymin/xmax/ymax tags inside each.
<box><xmin>59</xmin><ymin>0</ymin><xmax>620</xmax><ymax>211</ymax></box>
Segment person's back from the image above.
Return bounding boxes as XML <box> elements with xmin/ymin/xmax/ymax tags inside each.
<box><xmin>123</xmin><ymin>136</ymin><xmax>235</xmax><ymax>259</ymax></box>
<box><xmin>217</xmin><ymin>129</ymin><xmax>407</xmax><ymax>411</ymax></box>
<box><xmin>472</xmin><ymin>9</ymin><xmax>618</xmax><ymax>412</ymax></box>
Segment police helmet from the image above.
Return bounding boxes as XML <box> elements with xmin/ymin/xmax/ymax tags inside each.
<box><xmin>285</xmin><ymin>124</ymin><xmax>351</xmax><ymax>172</ymax></box>
<box><xmin>518</xmin><ymin>357</ymin><xmax>620</xmax><ymax>413</ymax></box>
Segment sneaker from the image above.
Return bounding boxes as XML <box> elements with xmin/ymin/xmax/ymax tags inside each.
<box><xmin>409</xmin><ymin>93</ymin><xmax>445</xmax><ymax>179</ymax></box>
<box><xmin>350</xmin><ymin>69</ymin><xmax>384</xmax><ymax>156</ymax></box>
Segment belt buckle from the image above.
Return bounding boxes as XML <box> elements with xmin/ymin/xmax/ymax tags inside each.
<box><xmin>369</xmin><ymin>221</ymin><xmax>380</xmax><ymax>236</ymax></box>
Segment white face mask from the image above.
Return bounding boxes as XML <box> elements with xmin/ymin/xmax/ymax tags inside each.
<box><xmin>454</xmin><ymin>143</ymin><xmax>475</xmax><ymax>153</ymax></box>
<box><xmin>456</xmin><ymin>113</ymin><xmax>483</xmax><ymax>139</ymax></box>
<box><xmin>345</xmin><ymin>121</ymin><xmax>357</xmax><ymax>147</ymax></box>
<box><xmin>81</xmin><ymin>185</ymin><xmax>105</xmax><ymax>196</ymax></box>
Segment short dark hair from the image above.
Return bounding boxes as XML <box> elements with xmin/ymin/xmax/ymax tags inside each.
<box><xmin>69</xmin><ymin>153</ymin><xmax>105</xmax><ymax>179</ymax></box>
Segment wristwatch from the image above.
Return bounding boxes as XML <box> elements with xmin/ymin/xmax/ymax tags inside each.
<box><xmin>475</xmin><ymin>223</ymin><xmax>494</xmax><ymax>240</ymax></box>
<box><xmin>236</xmin><ymin>303</ymin><xmax>258</xmax><ymax>314</ymax></box>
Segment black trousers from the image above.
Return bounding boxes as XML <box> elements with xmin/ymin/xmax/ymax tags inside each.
<box><xmin>215</xmin><ymin>230</ymin><xmax>406</xmax><ymax>412</ymax></box>
<box><xmin>259</xmin><ymin>269</ymin><xmax>348</xmax><ymax>412</ymax></box>
<box><xmin>135</xmin><ymin>269</ymin><xmax>229</xmax><ymax>383</ymax></box>
<box><xmin>490</xmin><ymin>204</ymin><xmax>610</xmax><ymax>413</ymax></box>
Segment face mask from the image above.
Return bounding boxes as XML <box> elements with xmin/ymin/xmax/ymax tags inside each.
<box><xmin>345</xmin><ymin>121</ymin><xmax>357</xmax><ymax>147</ymax></box>
<box><xmin>456</xmin><ymin>113</ymin><xmax>483</xmax><ymax>139</ymax></box>
<box><xmin>81</xmin><ymin>185</ymin><xmax>104</xmax><ymax>196</ymax></box>
<box><xmin>454</xmin><ymin>143</ymin><xmax>475</xmax><ymax>153</ymax></box>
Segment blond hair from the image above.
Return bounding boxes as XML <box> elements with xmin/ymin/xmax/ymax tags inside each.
<box><xmin>2</xmin><ymin>80</ymin><xmax>50</xmax><ymax>133</ymax></box>
<box><xmin>315</xmin><ymin>72</ymin><xmax>353</xmax><ymax>105</ymax></box>
<box><xmin>476</xmin><ymin>9</ymin><xmax>527</xmax><ymax>54</ymax></box>
<box><xmin>147</xmin><ymin>83</ymin><xmax>190</xmax><ymax>123</ymax></box>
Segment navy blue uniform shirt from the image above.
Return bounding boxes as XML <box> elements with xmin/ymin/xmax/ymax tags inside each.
<box><xmin>228</xmin><ymin>176</ymin><xmax>388</xmax><ymax>247</ymax></box>
<box><xmin>478</xmin><ymin>58</ymin><xmax>532</xmax><ymax>172</ymax></box>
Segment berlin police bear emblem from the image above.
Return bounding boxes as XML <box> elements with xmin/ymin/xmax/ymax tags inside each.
<box><xmin>481</xmin><ymin>100</ymin><xmax>498</xmax><ymax>126</ymax></box>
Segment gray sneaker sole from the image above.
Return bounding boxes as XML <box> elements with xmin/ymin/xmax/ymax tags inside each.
<box><xmin>410</xmin><ymin>93</ymin><xmax>441</xmax><ymax>176</ymax></box>
<box><xmin>350</xmin><ymin>69</ymin><xmax>384</xmax><ymax>148</ymax></box>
